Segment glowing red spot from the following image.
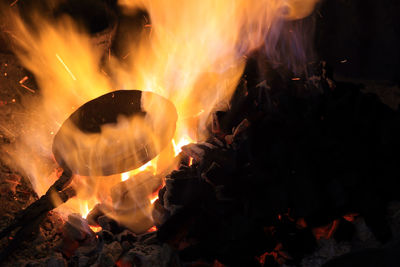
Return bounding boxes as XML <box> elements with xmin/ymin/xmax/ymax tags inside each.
<box><xmin>343</xmin><ymin>213</ymin><xmax>359</xmax><ymax>222</ymax></box>
<box><xmin>313</xmin><ymin>219</ymin><xmax>340</xmax><ymax>240</ymax></box>
<box><xmin>147</xmin><ymin>226</ymin><xmax>157</xmax><ymax>232</ymax></box>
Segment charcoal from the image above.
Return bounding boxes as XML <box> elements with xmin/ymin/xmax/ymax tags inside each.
<box><xmin>363</xmin><ymin>208</ymin><xmax>392</xmax><ymax>243</ymax></box>
<box><xmin>157</xmin><ymin>208</ymin><xmax>198</xmax><ymax>244</ymax></box>
<box><xmin>322</xmin><ymin>248</ymin><xmax>386</xmax><ymax>267</ymax></box>
<box><xmin>263</xmin><ymin>255</ymin><xmax>280</xmax><ymax>267</ymax></box>
<box><xmin>77</xmin><ymin>256</ymin><xmax>90</xmax><ymax>266</ymax></box>
<box><xmin>103</xmin><ymin>241</ymin><xmax>123</xmax><ymax>261</ymax></box>
<box><xmin>211</xmin><ymin>111</ymin><xmax>229</xmax><ymax>136</ymax></box>
<box><xmin>231</xmin><ymin>118</ymin><xmax>250</xmax><ymax>142</ymax></box>
<box><xmin>138</xmin><ymin>231</ymin><xmax>157</xmax><ymax>243</ymax></box>
<box><xmin>201</xmin><ymin>161</ymin><xmax>229</xmax><ymax>186</ymax></box>
<box><xmin>152</xmin><ymin>199</ymin><xmax>171</xmax><ymax>227</ymax></box>
<box><xmin>97</xmin><ymin>215</ymin><xmax>121</xmax><ymax>233</ymax></box>
<box><xmin>86</xmin><ymin>203</ymin><xmax>110</xmax><ymax>227</ymax></box>
<box><xmin>121</xmin><ymin>243</ymin><xmax>176</xmax><ymax>267</ymax></box>
<box><xmin>176</xmin><ymin>152</ymin><xmax>193</xmax><ymax>166</ymax></box>
<box><xmin>275</xmin><ymin>221</ymin><xmax>316</xmax><ymax>262</ymax></box>
<box><xmin>181</xmin><ymin>143</ymin><xmax>208</xmax><ymax>163</ymax></box>
<box><xmin>333</xmin><ymin>219</ymin><xmax>356</xmax><ymax>243</ymax></box>
<box><xmin>98</xmin><ymin>252</ymin><xmax>116</xmax><ymax>266</ymax></box>
<box><xmin>56</xmin><ymin>214</ymin><xmax>97</xmax><ymax>258</ymax></box>
<box><xmin>46</xmin><ymin>253</ymin><xmax>67</xmax><ymax>267</ymax></box>
<box><xmin>164</xmin><ymin>177</ymin><xmax>201</xmax><ymax>207</ymax></box>
<box><xmin>206</xmin><ymin>136</ymin><xmax>225</xmax><ymax>148</ymax></box>
<box><xmin>142</xmin><ymin>233</ymin><xmax>160</xmax><ymax>245</ymax></box>
<box><xmin>158</xmin><ymin>186</ymin><xmax>167</xmax><ymax>206</ymax></box>
<box><xmin>73</xmin><ymin>240</ymin><xmax>99</xmax><ymax>257</ymax></box>
<box><xmin>62</xmin><ymin>214</ymin><xmax>93</xmax><ymax>241</ymax></box>
<box><xmin>121</xmin><ymin>240</ymin><xmax>133</xmax><ymax>251</ymax></box>
<box><xmin>116</xmin><ymin>229</ymin><xmax>137</xmax><ymax>243</ymax></box>
<box><xmin>98</xmin><ymin>230</ymin><xmax>114</xmax><ymax>244</ymax></box>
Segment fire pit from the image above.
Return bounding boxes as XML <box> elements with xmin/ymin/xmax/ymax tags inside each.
<box><xmin>0</xmin><ymin>0</ymin><xmax>399</xmax><ymax>266</ymax></box>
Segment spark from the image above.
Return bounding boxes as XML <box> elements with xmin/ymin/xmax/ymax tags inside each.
<box><xmin>56</xmin><ymin>54</ymin><xmax>77</xmax><ymax>81</ymax></box>
<box><xmin>122</xmin><ymin>51</ymin><xmax>131</xmax><ymax>60</ymax></box>
<box><xmin>10</xmin><ymin>0</ymin><xmax>18</xmax><ymax>7</ymax></box>
<box><xmin>20</xmin><ymin>84</ymin><xmax>35</xmax><ymax>93</ymax></box>
<box><xmin>19</xmin><ymin>76</ymin><xmax>28</xmax><ymax>84</ymax></box>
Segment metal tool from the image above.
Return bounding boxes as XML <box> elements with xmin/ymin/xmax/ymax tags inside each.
<box><xmin>0</xmin><ymin>90</ymin><xmax>177</xmax><ymax>262</ymax></box>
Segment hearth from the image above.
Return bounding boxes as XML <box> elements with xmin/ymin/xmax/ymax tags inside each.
<box><xmin>0</xmin><ymin>0</ymin><xmax>399</xmax><ymax>266</ymax></box>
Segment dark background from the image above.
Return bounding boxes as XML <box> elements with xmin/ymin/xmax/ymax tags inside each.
<box><xmin>316</xmin><ymin>0</ymin><xmax>399</xmax><ymax>83</ymax></box>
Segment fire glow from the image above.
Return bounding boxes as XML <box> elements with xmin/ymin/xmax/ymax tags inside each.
<box><xmin>1</xmin><ymin>0</ymin><xmax>319</xmax><ymax>232</ymax></box>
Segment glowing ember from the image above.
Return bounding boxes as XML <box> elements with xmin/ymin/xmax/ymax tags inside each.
<box><xmin>89</xmin><ymin>225</ymin><xmax>102</xmax><ymax>233</ymax></box>
<box><xmin>147</xmin><ymin>226</ymin><xmax>157</xmax><ymax>232</ymax></box>
<box><xmin>343</xmin><ymin>213</ymin><xmax>359</xmax><ymax>222</ymax></box>
<box><xmin>313</xmin><ymin>219</ymin><xmax>340</xmax><ymax>240</ymax></box>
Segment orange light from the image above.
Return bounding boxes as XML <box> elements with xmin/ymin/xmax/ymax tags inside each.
<box><xmin>89</xmin><ymin>225</ymin><xmax>102</xmax><ymax>233</ymax></box>
<box><xmin>172</xmin><ymin>136</ymin><xmax>194</xmax><ymax>156</ymax></box>
<box><xmin>120</xmin><ymin>157</ymin><xmax>158</xmax><ymax>182</ymax></box>
<box><xmin>150</xmin><ymin>195</ymin><xmax>159</xmax><ymax>204</ymax></box>
<box><xmin>147</xmin><ymin>226</ymin><xmax>157</xmax><ymax>232</ymax></box>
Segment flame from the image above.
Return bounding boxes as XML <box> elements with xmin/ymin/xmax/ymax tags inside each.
<box><xmin>121</xmin><ymin>172</ymin><xmax>131</xmax><ymax>182</ymax></box>
<box><xmin>79</xmin><ymin>200</ymin><xmax>99</xmax><ymax>219</ymax></box>
<box><xmin>172</xmin><ymin>136</ymin><xmax>194</xmax><ymax>156</ymax></box>
<box><xmin>0</xmin><ymin>0</ymin><xmax>319</xmax><ymax>231</ymax></box>
<box><xmin>150</xmin><ymin>195</ymin><xmax>158</xmax><ymax>205</ymax></box>
<box><xmin>120</xmin><ymin>158</ymin><xmax>157</xmax><ymax>182</ymax></box>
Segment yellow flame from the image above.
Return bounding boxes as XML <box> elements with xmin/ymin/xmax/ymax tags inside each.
<box><xmin>172</xmin><ymin>136</ymin><xmax>194</xmax><ymax>156</ymax></box>
<box><xmin>121</xmin><ymin>171</ymin><xmax>131</xmax><ymax>182</ymax></box>
<box><xmin>80</xmin><ymin>200</ymin><xmax>98</xmax><ymax>219</ymax></box>
<box><xmin>150</xmin><ymin>195</ymin><xmax>158</xmax><ymax>204</ymax></box>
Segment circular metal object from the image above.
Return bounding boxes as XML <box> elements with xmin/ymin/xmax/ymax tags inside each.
<box><xmin>52</xmin><ymin>90</ymin><xmax>177</xmax><ymax>176</ymax></box>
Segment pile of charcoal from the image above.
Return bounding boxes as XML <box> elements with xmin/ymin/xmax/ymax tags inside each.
<box><xmin>151</xmin><ymin>61</ymin><xmax>400</xmax><ymax>266</ymax></box>
<box><xmin>47</xmin><ymin>212</ymin><xmax>178</xmax><ymax>267</ymax></box>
